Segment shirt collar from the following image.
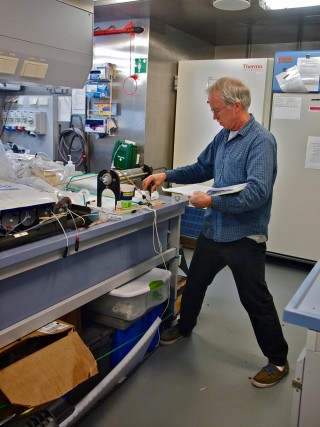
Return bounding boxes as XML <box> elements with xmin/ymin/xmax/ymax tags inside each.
<box><xmin>236</xmin><ymin>113</ymin><xmax>255</xmax><ymax>136</ymax></box>
<box><xmin>224</xmin><ymin>114</ymin><xmax>255</xmax><ymax>142</ymax></box>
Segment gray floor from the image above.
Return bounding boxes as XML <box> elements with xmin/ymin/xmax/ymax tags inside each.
<box><xmin>76</xmin><ymin>250</ymin><xmax>312</xmax><ymax>427</ymax></box>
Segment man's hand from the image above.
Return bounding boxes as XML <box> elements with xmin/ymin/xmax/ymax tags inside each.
<box><xmin>189</xmin><ymin>191</ymin><xmax>212</xmax><ymax>209</ymax></box>
<box><xmin>142</xmin><ymin>172</ymin><xmax>167</xmax><ymax>193</ymax></box>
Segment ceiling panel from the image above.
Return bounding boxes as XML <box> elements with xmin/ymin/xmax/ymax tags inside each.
<box><xmin>93</xmin><ymin>0</ymin><xmax>320</xmax><ymax>46</ymax></box>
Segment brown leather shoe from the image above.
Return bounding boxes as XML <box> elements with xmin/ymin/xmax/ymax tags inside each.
<box><xmin>252</xmin><ymin>361</ymin><xmax>289</xmax><ymax>388</ymax></box>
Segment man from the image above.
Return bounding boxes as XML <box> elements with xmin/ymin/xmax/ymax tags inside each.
<box><xmin>143</xmin><ymin>77</ymin><xmax>289</xmax><ymax>388</ymax></box>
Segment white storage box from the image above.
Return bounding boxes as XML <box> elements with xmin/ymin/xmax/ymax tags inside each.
<box><xmin>88</xmin><ymin>268</ymin><xmax>171</xmax><ymax>321</ymax></box>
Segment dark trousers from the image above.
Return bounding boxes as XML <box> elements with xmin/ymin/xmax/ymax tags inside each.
<box><xmin>178</xmin><ymin>234</ymin><xmax>288</xmax><ymax>366</ymax></box>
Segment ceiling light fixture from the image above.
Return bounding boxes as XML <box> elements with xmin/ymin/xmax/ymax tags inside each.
<box><xmin>213</xmin><ymin>0</ymin><xmax>251</xmax><ymax>10</ymax></box>
<box><xmin>259</xmin><ymin>0</ymin><xmax>320</xmax><ymax>10</ymax></box>
<box><xmin>93</xmin><ymin>0</ymin><xmax>138</xmax><ymax>3</ymax></box>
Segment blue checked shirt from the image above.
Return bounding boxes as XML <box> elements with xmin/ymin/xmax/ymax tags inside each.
<box><xmin>166</xmin><ymin>115</ymin><xmax>277</xmax><ymax>242</ymax></box>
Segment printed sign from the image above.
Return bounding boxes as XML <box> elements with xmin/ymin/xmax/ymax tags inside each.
<box><xmin>134</xmin><ymin>58</ymin><xmax>147</xmax><ymax>73</ymax></box>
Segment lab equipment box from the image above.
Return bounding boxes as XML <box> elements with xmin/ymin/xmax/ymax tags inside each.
<box><xmin>87</xmin><ymin>268</ymin><xmax>171</xmax><ymax>321</ymax></box>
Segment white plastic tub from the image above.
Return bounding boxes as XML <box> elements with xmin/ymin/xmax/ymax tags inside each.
<box><xmin>88</xmin><ymin>268</ymin><xmax>171</xmax><ymax>321</ymax></box>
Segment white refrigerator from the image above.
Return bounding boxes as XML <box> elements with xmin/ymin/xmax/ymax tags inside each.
<box><xmin>173</xmin><ymin>58</ymin><xmax>274</xmax><ymax>172</ymax></box>
<box><xmin>173</xmin><ymin>59</ymin><xmax>320</xmax><ymax>262</ymax></box>
<box><xmin>267</xmin><ymin>93</ymin><xmax>320</xmax><ymax>262</ymax></box>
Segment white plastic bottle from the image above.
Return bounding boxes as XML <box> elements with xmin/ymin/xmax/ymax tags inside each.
<box><xmin>65</xmin><ymin>155</ymin><xmax>76</xmax><ymax>176</ymax></box>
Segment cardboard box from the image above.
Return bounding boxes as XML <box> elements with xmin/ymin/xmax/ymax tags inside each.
<box><xmin>0</xmin><ymin>320</ymin><xmax>98</xmax><ymax>409</ymax></box>
<box><xmin>59</xmin><ymin>309</ymin><xmax>82</xmax><ymax>331</ymax></box>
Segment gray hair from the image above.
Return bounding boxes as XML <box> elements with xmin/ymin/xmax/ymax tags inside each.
<box><xmin>207</xmin><ymin>77</ymin><xmax>251</xmax><ymax>111</ymax></box>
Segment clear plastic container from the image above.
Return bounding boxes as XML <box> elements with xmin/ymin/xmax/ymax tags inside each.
<box><xmin>87</xmin><ymin>268</ymin><xmax>171</xmax><ymax>321</ymax></box>
<box><xmin>65</xmin><ymin>155</ymin><xmax>76</xmax><ymax>176</ymax></box>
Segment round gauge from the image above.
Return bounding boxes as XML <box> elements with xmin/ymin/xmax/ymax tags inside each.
<box><xmin>1</xmin><ymin>213</ymin><xmax>20</xmax><ymax>231</ymax></box>
<box><xmin>21</xmin><ymin>210</ymin><xmax>37</xmax><ymax>227</ymax></box>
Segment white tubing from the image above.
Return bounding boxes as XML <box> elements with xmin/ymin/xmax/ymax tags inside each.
<box><xmin>61</xmin><ymin>316</ymin><xmax>161</xmax><ymax>426</ymax></box>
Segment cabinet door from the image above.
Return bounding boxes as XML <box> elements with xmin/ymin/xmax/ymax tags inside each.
<box><xmin>268</xmin><ymin>93</ymin><xmax>320</xmax><ymax>261</ymax></box>
<box><xmin>298</xmin><ymin>349</ymin><xmax>320</xmax><ymax>426</ymax></box>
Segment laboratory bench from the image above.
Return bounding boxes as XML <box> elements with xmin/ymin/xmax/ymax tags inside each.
<box><xmin>0</xmin><ymin>196</ymin><xmax>188</xmax><ymax>348</ymax></box>
<box><xmin>0</xmin><ymin>196</ymin><xmax>188</xmax><ymax>425</ymax></box>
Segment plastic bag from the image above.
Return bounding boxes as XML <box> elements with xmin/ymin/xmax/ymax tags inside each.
<box><xmin>30</xmin><ymin>155</ymin><xmax>69</xmax><ymax>187</ymax></box>
<box><xmin>0</xmin><ymin>140</ymin><xmax>16</xmax><ymax>181</ymax></box>
<box><xmin>19</xmin><ymin>176</ymin><xmax>61</xmax><ymax>197</ymax></box>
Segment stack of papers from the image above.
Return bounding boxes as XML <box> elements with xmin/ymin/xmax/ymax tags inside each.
<box><xmin>162</xmin><ymin>183</ymin><xmax>247</xmax><ymax>197</ymax></box>
<box><xmin>206</xmin><ymin>183</ymin><xmax>247</xmax><ymax>196</ymax></box>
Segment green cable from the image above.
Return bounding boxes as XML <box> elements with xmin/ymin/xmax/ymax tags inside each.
<box><xmin>0</xmin><ymin>312</ymin><xmax>175</xmax><ymax>410</ymax></box>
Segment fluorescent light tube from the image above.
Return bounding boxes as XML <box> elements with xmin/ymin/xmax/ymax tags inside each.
<box><xmin>260</xmin><ymin>0</ymin><xmax>320</xmax><ymax>10</ymax></box>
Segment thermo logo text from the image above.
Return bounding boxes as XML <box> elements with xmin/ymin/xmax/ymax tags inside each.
<box><xmin>243</xmin><ymin>64</ymin><xmax>263</xmax><ymax>70</ymax></box>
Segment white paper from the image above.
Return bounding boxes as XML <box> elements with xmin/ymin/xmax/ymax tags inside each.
<box><xmin>206</xmin><ymin>183</ymin><xmax>247</xmax><ymax>196</ymax></box>
<box><xmin>58</xmin><ymin>96</ymin><xmax>72</xmax><ymax>121</ymax></box>
<box><xmin>276</xmin><ymin>65</ymin><xmax>308</xmax><ymax>93</ymax></box>
<box><xmin>38</xmin><ymin>96</ymin><xmax>49</xmax><ymax>106</ymax></box>
<box><xmin>72</xmin><ymin>88</ymin><xmax>86</xmax><ymax>114</ymax></box>
<box><xmin>305</xmin><ymin>136</ymin><xmax>320</xmax><ymax>170</ymax></box>
<box><xmin>162</xmin><ymin>183</ymin><xmax>247</xmax><ymax>197</ymax></box>
<box><xmin>28</xmin><ymin>97</ymin><xmax>38</xmax><ymax>105</ymax></box>
<box><xmin>272</xmin><ymin>95</ymin><xmax>302</xmax><ymax>120</ymax></box>
<box><xmin>297</xmin><ymin>57</ymin><xmax>320</xmax><ymax>92</ymax></box>
<box><xmin>162</xmin><ymin>184</ymin><xmax>210</xmax><ymax>196</ymax></box>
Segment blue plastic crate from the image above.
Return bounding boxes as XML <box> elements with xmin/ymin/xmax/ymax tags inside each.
<box><xmin>110</xmin><ymin>303</ymin><xmax>164</xmax><ymax>369</ymax></box>
<box><xmin>180</xmin><ymin>206</ymin><xmax>205</xmax><ymax>238</ymax></box>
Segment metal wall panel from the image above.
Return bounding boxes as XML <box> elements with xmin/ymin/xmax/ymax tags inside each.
<box><xmin>89</xmin><ymin>18</ymin><xmax>215</xmax><ymax>174</ymax></box>
<box><xmin>0</xmin><ymin>0</ymin><xmax>93</xmax><ymax>88</ymax></box>
<box><xmin>88</xmin><ymin>18</ymin><xmax>150</xmax><ymax>173</ymax></box>
<box><xmin>144</xmin><ymin>23</ymin><xmax>215</xmax><ymax>172</ymax></box>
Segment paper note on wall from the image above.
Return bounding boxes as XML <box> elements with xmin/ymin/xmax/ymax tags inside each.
<box><xmin>305</xmin><ymin>136</ymin><xmax>320</xmax><ymax>170</ymax></box>
<box><xmin>272</xmin><ymin>95</ymin><xmax>302</xmax><ymax>120</ymax></box>
<box><xmin>276</xmin><ymin>66</ymin><xmax>308</xmax><ymax>93</ymax></box>
<box><xmin>58</xmin><ymin>96</ymin><xmax>72</xmax><ymax>122</ymax></box>
<box><xmin>72</xmin><ymin>88</ymin><xmax>86</xmax><ymax>114</ymax></box>
<box><xmin>276</xmin><ymin>57</ymin><xmax>320</xmax><ymax>93</ymax></box>
<box><xmin>297</xmin><ymin>57</ymin><xmax>320</xmax><ymax>92</ymax></box>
